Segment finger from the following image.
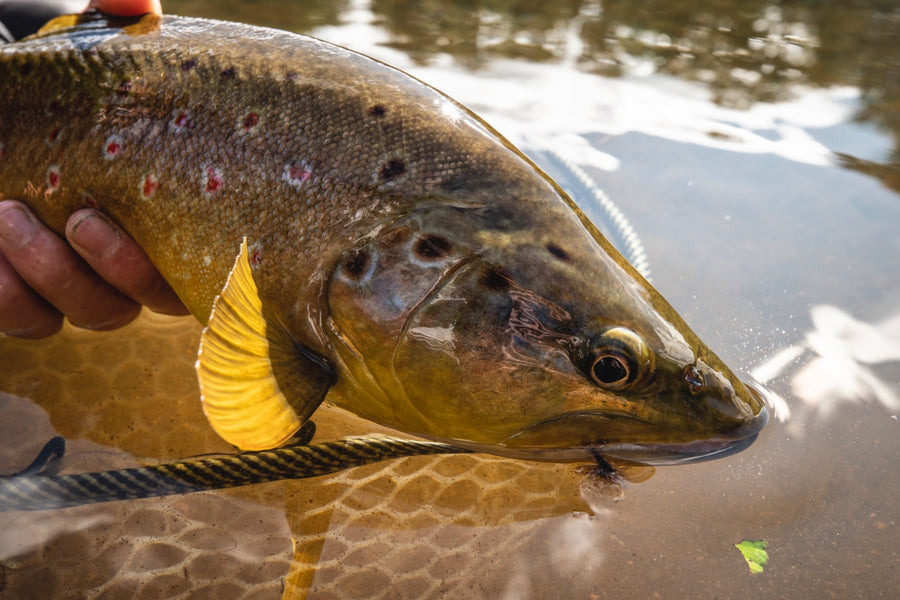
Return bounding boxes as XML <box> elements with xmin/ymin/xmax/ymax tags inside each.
<box><xmin>66</xmin><ymin>209</ymin><xmax>190</xmax><ymax>316</ymax></box>
<box><xmin>0</xmin><ymin>200</ymin><xmax>141</xmax><ymax>330</ymax></box>
<box><xmin>0</xmin><ymin>252</ymin><xmax>64</xmax><ymax>338</ymax></box>
<box><xmin>87</xmin><ymin>0</ymin><xmax>163</xmax><ymax>17</ymax></box>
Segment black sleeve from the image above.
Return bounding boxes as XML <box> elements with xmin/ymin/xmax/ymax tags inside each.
<box><xmin>0</xmin><ymin>0</ymin><xmax>84</xmax><ymax>43</ymax></box>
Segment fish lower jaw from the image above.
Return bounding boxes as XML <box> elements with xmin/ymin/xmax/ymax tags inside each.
<box><xmin>598</xmin><ymin>432</ymin><xmax>761</xmax><ymax>465</ymax></box>
<box><xmin>432</xmin><ymin>433</ymin><xmax>759</xmax><ymax>464</ymax></box>
<box><xmin>429</xmin><ymin>406</ymin><xmax>767</xmax><ymax>464</ymax></box>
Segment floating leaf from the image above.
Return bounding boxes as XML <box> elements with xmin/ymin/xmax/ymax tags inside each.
<box><xmin>735</xmin><ymin>539</ymin><xmax>769</xmax><ymax>574</ymax></box>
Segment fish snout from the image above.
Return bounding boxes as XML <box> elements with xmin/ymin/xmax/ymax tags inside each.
<box><xmin>685</xmin><ymin>360</ymin><xmax>769</xmax><ymax>438</ymax></box>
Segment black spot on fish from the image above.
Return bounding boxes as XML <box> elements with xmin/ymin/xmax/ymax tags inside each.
<box><xmin>481</xmin><ymin>267</ymin><xmax>511</xmax><ymax>291</ymax></box>
<box><xmin>116</xmin><ymin>80</ymin><xmax>131</xmax><ymax>98</ymax></box>
<box><xmin>368</xmin><ymin>104</ymin><xmax>387</xmax><ymax>118</ymax></box>
<box><xmin>181</xmin><ymin>59</ymin><xmax>197</xmax><ymax>71</ymax></box>
<box><xmin>414</xmin><ymin>235</ymin><xmax>452</xmax><ymax>260</ymax></box>
<box><xmin>379</xmin><ymin>158</ymin><xmax>406</xmax><ymax>181</ymax></box>
<box><xmin>341</xmin><ymin>248</ymin><xmax>371</xmax><ymax>280</ymax></box>
<box><xmin>546</xmin><ymin>243</ymin><xmax>569</xmax><ymax>261</ymax></box>
<box><xmin>220</xmin><ymin>66</ymin><xmax>237</xmax><ymax>79</ymax></box>
<box><xmin>18</xmin><ymin>61</ymin><xmax>32</xmax><ymax>77</ymax></box>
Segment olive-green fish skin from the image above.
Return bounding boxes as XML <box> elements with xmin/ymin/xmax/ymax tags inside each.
<box><xmin>0</xmin><ymin>13</ymin><xmax>767</xmax><ymax>464</ymax></box>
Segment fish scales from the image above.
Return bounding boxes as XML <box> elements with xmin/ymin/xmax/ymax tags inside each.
<box><xmin>0</xmin><ymin>14</ymin><xmax>524</xmax><ymax>338</ymax></box>
<box><xmin>0</xmin><ymin>13</ymin><xmax>767</xmax><ymax>463</ymax></box>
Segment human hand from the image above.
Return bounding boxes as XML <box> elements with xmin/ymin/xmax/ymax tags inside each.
<box><xmin>0</xmin><ymin>202</ymin><xmax>190</xmax><ymax>338</ymax></box>
<box><xmin>88</xmin><ymin>0</ymin><xmax>162</xmax><ymax>16</ymax></box>
<box><xmin>0</xmin><ymin>0</ymin><xmax>177</xmax><ymax>339</ymax></box>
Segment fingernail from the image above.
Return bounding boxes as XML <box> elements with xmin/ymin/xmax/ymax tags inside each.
<box><xmin>69</xmin><ymin>212</ymin><xmax>121</xmax><ymax>259</ymax></box>
<box><xmin>0</xmin><ymin>205</ymin><xmax>37</xmax><ymax>248</ymax></box>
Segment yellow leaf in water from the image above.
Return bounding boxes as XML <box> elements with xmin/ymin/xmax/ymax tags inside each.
<box><xmin>735</xmin><ymin>539</ymin><xmax>769</xmax><ymax>574</ymax></box>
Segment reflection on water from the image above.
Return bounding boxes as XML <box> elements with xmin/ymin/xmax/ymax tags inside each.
<box><xmin>753</xmin><ymin>305</ymin><xmax>900</xmax><ymax>427</ymax></box>
<box><xmin>176</xmin><ymin>0</ymin><xmax>900</xmax><ymax>189</ymax></box>
<box><xmin>1</xmin><ymin>0</ymin><xmax>898</xmax><ymax>598</ymax></box>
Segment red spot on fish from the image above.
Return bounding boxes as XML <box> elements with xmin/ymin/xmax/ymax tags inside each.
<box><xmin>172</xmin><ymin>111</ymin><xmax>194</xmax><ymax>130</ymax></box>
<box><xmin>220</xmin><ymin>66</ymin><xmax>236</xmax><ymax>79</ymax></box>
<box><xmin>204</xmin><ymin>167</ymin><xmax>223</xmax><ymax>194</ymax></box>
<box><xmin>104</xmin><ymin>136</ymin><xmax>122</xmax><ymax>158</ymax></box>
<box><xmin>250</xmin><ymin>249</ymin><xmax>262</xmax><ymax>265</ymax></box>
<box><xmin>142</xmin><ymin>174</ymin><xmax>159</xmax><ymax>198</ymax></box>
<box><xmin>283</xmin><ymin>163</ymin><xmax>312</xmax><ymax>188</ymax></box>
<box><xmin>47</xmin><ymin>127</ymin><xmax>61</xmax><ymax>144</ymax></box>
<box><xmin>242</xmin><ymin>113</ymin><xmax>259</xmax><ymax>131</ymax></box>
<box><xmin>116</xmin><ymin>80</ymin><xmax>132</xmax><ymax>98</ymax></box>
<box><xmin>83</xmin><ymin>194</ymin><xmax>98</xmax><ymax>208</ymax></box>
<box><xmin>181</xmin><ymin>59</ymin><xmax>196</xmax><ymax>71</ymax></box>
<box><xmin>290</xmin><ymin>166</ymin><xmax>311</xmax><ymax>181</ymax></box>
<box><xmin>47</xmin><ymin>166</ymin><xmax>60</xmax><ymax>191</ymax></box>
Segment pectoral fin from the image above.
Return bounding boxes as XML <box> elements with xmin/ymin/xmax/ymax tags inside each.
<box><xmin>196</xmin><ymin>238</ymin><xmax>333</xmax><ymax>450</ymax></box>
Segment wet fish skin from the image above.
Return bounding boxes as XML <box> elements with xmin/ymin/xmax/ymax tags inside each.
<box><xmin>0</xmin><ymin>13</ymin><xmax>767</xmax><ymax>462</ymax></box>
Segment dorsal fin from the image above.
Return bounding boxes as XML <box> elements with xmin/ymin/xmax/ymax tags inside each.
<box><xmin>35</xmin><ymin>12</ymin><xmax>161</xmax><ymax>39</ymax></box>
<box><xmin>197</xmin><ymin>238</ymin><xmax>332</xmax><ymax>450</ymax></box>
<box><xmin>36</xmin><ymin>14</ymin><xmax>83</xmax><ymax>35</ymax></box>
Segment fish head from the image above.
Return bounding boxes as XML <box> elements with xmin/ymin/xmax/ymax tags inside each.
<box><xmin>325</xmin><ymin>193</ymin><xmax>768</xmax><ymax>465</ymax></box>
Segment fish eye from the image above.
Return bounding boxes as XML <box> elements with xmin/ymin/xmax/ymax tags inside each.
<box><xmin>585</xmin><ymin>327</ymin><xmax>650</xmax><ymax>389</ymax></box>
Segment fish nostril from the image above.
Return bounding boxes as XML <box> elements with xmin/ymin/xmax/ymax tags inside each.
<box><xmin>684</xmin><ymin>365</ymin><xmax>705</xmax><ymax>394</ymax></box>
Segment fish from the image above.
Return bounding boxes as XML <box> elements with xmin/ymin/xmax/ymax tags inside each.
<box><xmin>0</xmin><ymin>12</ymin><xmax>768</xmax><ymax>469</ymax></box>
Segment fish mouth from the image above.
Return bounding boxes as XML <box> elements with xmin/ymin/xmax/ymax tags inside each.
<box><xmin>485</xmin><ymin>401</ymin><xmax>770</xmax><ymax>464</ymax></box>
<box><xmin>597</xmin><ymin>418</ymin><xmax>765</xmax><ymax>465</ymax></box>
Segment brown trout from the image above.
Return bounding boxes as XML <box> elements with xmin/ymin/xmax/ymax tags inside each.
<box><xmin>0</xmin><ymin>13</ymin><xmax>767</xmax><ymax>464</ymax></box>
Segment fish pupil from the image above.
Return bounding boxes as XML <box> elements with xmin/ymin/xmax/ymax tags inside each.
<box><xmin>591</xmin><ymin>355</ymin><xmax>628</xmax><ymax>384</ymax></box>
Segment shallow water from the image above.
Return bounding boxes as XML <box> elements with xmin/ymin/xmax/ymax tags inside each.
<box><xmin>1</xmin><ymin>1</ymin><xmax>898</xmax><ymax>598</ymax></box>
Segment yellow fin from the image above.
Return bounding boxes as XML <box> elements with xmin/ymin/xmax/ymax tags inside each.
<box><xmin>36</xmin><ymin>12</ymin><xmax>161</xmax><ymax>38</ymax></box>
<box><xmin>197</xmin><ymin>238</ymin><xmax>332</xmax><ymax>450</ymax></box>
<box><xmin>35</xmin><ymin>14</ymin><xmax>83</xmax><ymax>35</ymax></box>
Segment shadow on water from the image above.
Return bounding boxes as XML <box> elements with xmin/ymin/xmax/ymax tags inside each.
<box><xmin>1</xmin><ymin>0</ymin><xmax>898</xmax><ymax>598</ymax></box>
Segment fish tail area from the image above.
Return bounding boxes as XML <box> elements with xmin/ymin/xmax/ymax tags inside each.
<box><xmin>0</xmin><ymin>437</ymin><xmax>470</xmax><ymax>511</ymax></box>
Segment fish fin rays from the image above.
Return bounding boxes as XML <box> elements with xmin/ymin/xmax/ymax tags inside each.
<box><xmin>197</xmin><ymin>238</ymin><xmax>333</xmax><ymax>451</ymax></box>
<box><xmin>37</xmin><ymin>12</ymin><xmax>162</xmax><ymax>39</ymax></box>
<box><xmin>36</xmin><ymin>15</ymin><xmax>84</xmax><ymax>36</ymax></box>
